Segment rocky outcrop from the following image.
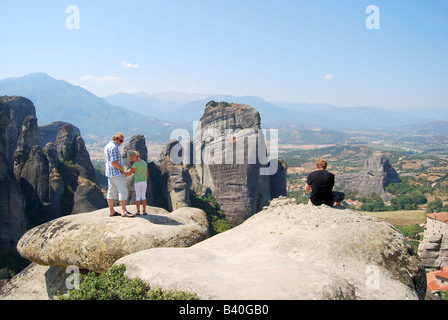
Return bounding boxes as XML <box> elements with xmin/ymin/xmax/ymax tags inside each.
<box><xmin>12</xmin><ymin>114</ymin><xmax>105</xmax><ymax>220</ymax></box>
<box><xmin>1</xmin><ymin>96</ymin><xmax>105</xmax><ymax>228</ymax></box>
<box><xmin>55</xmin><ymin>124</ymin><xmax>106</xmax><ymax>214</ymax></box>
<box><xmin>0</xmin><ymin>263</ymin><xmax>73</xmax><ymax>300</ymax></box>
<box><xmin>38</xmin><ymin>121</ymin><xmax>80</xmax><ymax>149</ymax></box>
<box><xmin>1</xmin><ymin>96</ymin><xmax>36</xmax><ymax>163</ymax></box>
<box><xmin>117</xmin><ymin>197</ymin><xmax>426</xmax><ymax>300</ymax></box>
<box><xmin>16</xmin><ymin>206</ymin><xmax>209</xmax><ymax>274</ymax></box>
<box><xmin>1</xmin><ymin>205</ymin><xmax>209</xmax><ymax>300</ymax></box>
<box><xmin>193</xmin><ymin>101</ymin><xmax>286</xmax><ymax>226</ymax></box>
<box><xmin>159</xmin><ymin>140</ymin><xmax>192</xmax><ymax>211</ymax></box>
<box><xmin>270</xmin><ymin>159</ymin><xmax>288</xmax><ymax>198</ymax></box>
<box><xmin>0</xmin><ymin>99</ymin><xmax>27</xmax><ymax>248</ymax></box>
<box><xmin>335</xmin><ymin>153</ymin><xmax>400</xmax><ymax>201</ymax></box>
<box><xmin>42</xmin><ymin>143</ymin><xmax>64</xmax><ymax>220</ymax></box>
<box><xmin>13</xmin><ymin>115</ymin><xmax>51</xmax><ymax>226</ymax></box>
<box><xmin>121</xmin><ymin>101</ymin><xmax>287</xmax><ymax>225</ymax></box>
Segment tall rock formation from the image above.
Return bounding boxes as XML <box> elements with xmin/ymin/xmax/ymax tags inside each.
<box><xmin>38</xmin><ymin>121</ymin><xmax>80</xmax><ymax>149</ymax></box>
<box><xmin>42</xmin><ymin>142</ymin><xmax>64</xmax><ymax>220</ymax></box>
<box><xmin>193</xmin><ymin>101</ymin><xmax>286</xmax><ymax>226</ymax></box>
<box><xmin>0</xmin><ymin>99</ymin><xmax>27</xmax><ymax>247</ymax></box>
<box><xmin>1</xmin><ymin>96</ymin><xmax>36</xmax><ymax>164</ymax></box>
<box><xmin>54</xmin><ymin>124</ymin><xmax>106</xmax><ymax>214</ymax></box>
<box><xmin>335</xmin><ymin>153</ymin><xmax>400</xmax><ymax>201</ymax></box>
<box><xmin>13</xmin><ymin>115</ymin><xmax>52</xmax><ymax>226</ymax></box>
<box><xmin>159</xmin><ymin>140</ymin><xmax>192</xmax><ymax>211</ymax></box>
<box><xmin>1</xmin><ymin>96</ymin><xmax>106</xmax><ymax>229</ymax></box>
<box><xmin>270</xmin><ymin>159</ymin><xmax>288</xmax><ymax>199</ymax></box>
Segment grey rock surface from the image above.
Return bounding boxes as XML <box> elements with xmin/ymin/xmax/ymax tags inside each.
<box><xmin>117</xmin><ymin>197</ymin><xmax>426</xmax><ymax>300</ymax></box>
<box><xmin>17</xmin><ymin>206</ymin><xmax>209</xmax><ymax>273</ymax></box>
<box><xmin>0</xmin><ymin>263</ymin><xmax>71</xmax><ymax>300</ymax></box>
<box><xmin>55</xmin><ymin>123</ymin><xmax>106</xmax><ymax>214</ymax></box>
<box><xmin>1</xmin><ymin>96</ymin><xmax>36</xmax><ymax>163</ymax></box>
<box><xmin>159</xmin><ymin>140</ymin><xmax>192</xmax><ymax>211</ymax></box>
<box><xmin>38</xmin><ymin>121</ymin><xmax>80</xmax><ymax>149</ymax></box>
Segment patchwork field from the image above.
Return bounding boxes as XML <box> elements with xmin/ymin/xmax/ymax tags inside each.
<box><xmin>363</xmin><ymin>209</ymin><xmax>427</xmax><ymax>226</ymax></box>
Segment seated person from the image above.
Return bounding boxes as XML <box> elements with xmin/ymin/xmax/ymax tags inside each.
<box><xmin>304</xmin><ymin>158</ymin><xmax>345</xmax><ymax>207</ymax></box>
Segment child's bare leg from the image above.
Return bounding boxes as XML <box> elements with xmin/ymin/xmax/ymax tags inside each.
<box><xmin>142</xmin><ymin>200</ymin><xmax>147</xmax><ymax>214</ymax></box>
<box><xmin>136</xmin><ymin>201</ymin><xmax>141</xmax><ymax>214</ymax></box>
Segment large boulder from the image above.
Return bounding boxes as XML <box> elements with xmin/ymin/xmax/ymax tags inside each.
<box><xmin>16</xmin><ymin>206</ymin><xmax>209</xmax><ymax>273</ymax></box>
<box><xmin>116</xmin><ymin>197</ymin><xmax>426</xmax><ymax>300</ymax></box>
<box><xmin>0</xmin><ymin>263</ymin><xmax>72</xmax><ymax>300</ymax></box>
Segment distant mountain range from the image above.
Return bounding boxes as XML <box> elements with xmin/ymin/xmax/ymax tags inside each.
<box><xmin>0</xmin><ymin>73</ymin><xmax>447</xmax><ymax>144</ymax></box>
<box><xmin>105</xmin><ymin>92</ymin><xmax>443</xmax><ymax>132</ymax></box>
<box><xmin>0</xmin><ymin>73</ymin><xmax>180</xmax><ymax>143</ymax></box>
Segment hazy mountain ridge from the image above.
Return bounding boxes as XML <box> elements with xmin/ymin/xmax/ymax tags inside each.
<box><xmin>0</xmin><ymin>73</ymin><xmax>181</xmax><ymax>143</ymax></box>
<box><xmin>0</xmin><ymin>73</ymin><xmax>446</xmax><ymax>146</ymax></box>
<box><xmin>104</xmin><ymin>90</ymin><xmax>448</xmax><ymax>149</ymax></box>
<box><xmin>105</xmin><ymin>91</ymin><xmax>446</xmax><ymax>133</ymax></box>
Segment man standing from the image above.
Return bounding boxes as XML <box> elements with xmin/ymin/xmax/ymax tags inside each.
<box><xmin>104</xmin><ymin>133</ymin><xmax>134</xmax><ymax>217</ymax></box>
<box><xmin>304</xmin><ymin>158</ymin><xmax>344</xmax><ymax>207</ymax></box>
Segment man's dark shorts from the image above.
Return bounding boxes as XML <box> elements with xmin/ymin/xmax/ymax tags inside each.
<box><xmin>331</xmin><ymin>191</ymin><xmax>345</xmax><ymax>206</ymax></box>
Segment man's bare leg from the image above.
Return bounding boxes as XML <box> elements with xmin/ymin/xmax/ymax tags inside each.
<box><xmin>120</xmin><ymin>200</ymin><xmax>128</xmax><ymax>214</ymax></box>
<box><xmin>107</xmin><ymin>198</ymin><xmax>116</xmax><ymax>216</ymax></box>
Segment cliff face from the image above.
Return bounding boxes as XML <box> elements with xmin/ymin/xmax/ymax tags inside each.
<box><xmin>158</xmin><ymin>140</ymin><xmax>192</xmax><ymax>211</ymax></box>
<box><xmin>2</xmin><ymin>96</ymin><xmax>36</xmax><ymax>164</ymax></box>
<box><xmin>1</xmin><ymin>96</ymin><xmax>105</xmax><ymax>230</ymax></box>
<box><xmin>53</xmin><ymin>123</ymin><xmax>106</xmax><ymax>214</ymax></box>
<box><xmin>193</xmin><ymin>101</ymin><xmax>286</xmax><ymax>226</ymax></box>
<box><xmin>335</xmin><ymin>153</ymin><xmax>400</xmax><ymax>201</ymax></box>
<box><xmin>0</xmin><ymin>99</ymin><xmax>27</xmax><ymax>248</ymax></box>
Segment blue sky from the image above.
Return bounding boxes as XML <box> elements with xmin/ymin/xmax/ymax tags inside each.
<box><xmin>0</xmin><ymin>0</ymin><xmax>446</xmax><ymax>109</ymax></box>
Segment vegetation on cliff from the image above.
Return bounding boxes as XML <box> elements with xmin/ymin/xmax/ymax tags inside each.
<box><xmin>58</xmin><ymin>264</ymin><xmax>199</xmax><ymax>300</ymax></box>
<box><xmin>190</xmin><ymin>191</ymin><xmax>232</xmax><ymax>235</ymax></box>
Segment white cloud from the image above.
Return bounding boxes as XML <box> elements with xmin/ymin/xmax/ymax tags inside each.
<box><xmin>162</xmin><ymin>86</ymin><xmax>177</xmax><ymax>92</ymax></box>
<box><xmin>121</xmin><ymin>60</ymin><xmax>140</xmax><ymax>69</ymax></box>
<box><xmin>81</xmin><ymin>75</ymin><xmax>122</xmax><ymax>86</ymax></box>
<box><xmin>324</xmin><ymin>74</ymin><xmax>334</xmax><ymax>80</ymax></box>
<box><xmin>187</xmin><ymin>86</ymin><xmax>203</xmax><ymax>93</ymax></box>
